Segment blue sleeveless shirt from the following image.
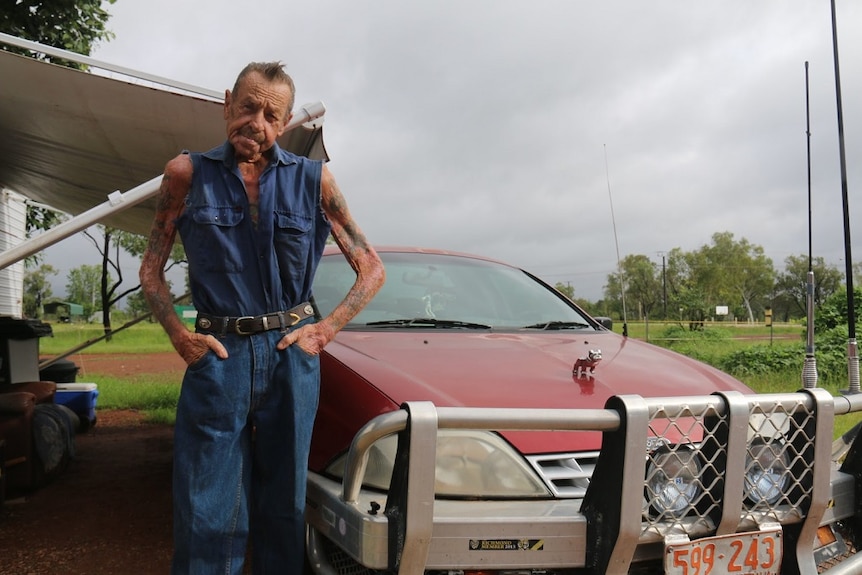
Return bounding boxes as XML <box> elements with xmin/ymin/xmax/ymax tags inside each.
<box><xmin>176</xmin><ymin>141</ymin><xmax>331</xmax><ymax>317</ymax></box>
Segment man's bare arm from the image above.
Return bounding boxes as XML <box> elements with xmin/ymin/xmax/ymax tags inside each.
<box><xmin>139</xmin><ymin>155</ymin><xmax>227</xmax><ymax>364</ymax></box>
<box><xmin>277</xmin><ymin>164</ymin><xmax>384</xmax><ymax>354</ymax></box>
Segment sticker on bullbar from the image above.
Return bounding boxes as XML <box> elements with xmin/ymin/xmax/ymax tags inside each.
<box><xmin>469</xmin><ymin>539</ymin><xmax>544</xmax><ymax>551</ymax></box>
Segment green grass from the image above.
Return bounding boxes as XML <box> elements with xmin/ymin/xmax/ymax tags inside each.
<box><xmin>615</xmin><ymin>320</ymin><xmax>803</xmax><ymax>342</ymax></box>
<box><xmin>38</xmin><ymin>322</ymin><xmax>179</xmax><ymax>422</ymax></box>
<box><xmin>40</xmin><ymin>321</ymin><xmax>177</xmax><ymax>354</ymax></box>
<box><xmin>606</xmin><ymin>321</ymin><xmax>861</xmax><ymax>439</ymax></box>
<box><xmin>734</xmin><ymin>369</ymin><xmax>862</xmax><ymax>440</ymax></box>
<box><xmin>89</xmin><ymin>373</ymin><xmax>181</xmax><ymax>425</ymax></box>
<box><xmin>48</xmin><ymin>320</ymin><xmax>862</xmax><ymax>438</ymax></box>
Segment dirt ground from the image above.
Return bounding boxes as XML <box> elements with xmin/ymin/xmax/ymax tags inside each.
<box><xmin>0</xmin><ymin>353</ymin><xmax>185</xmax><ymax>575</ymax></box>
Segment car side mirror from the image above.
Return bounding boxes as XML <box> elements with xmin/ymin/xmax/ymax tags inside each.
<box><xmin>594</xmin><ymin>316</ymin><xmax>613</xmax><ymax>330</ymax></box>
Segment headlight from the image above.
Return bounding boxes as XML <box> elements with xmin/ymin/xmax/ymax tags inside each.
<box><xmin>326</xmin><ymin>430</ymin><xmax>549</xmax><ymax>498</ymax></box>
<box><xmin>645</xmin><ymin>444</ymin><xmax>702</xmax><ymax>518</ymax></box>
<box><xmin>744</xmin><ymin>439</ymin><xmax>790</xmax><ymax>505</ymax></box>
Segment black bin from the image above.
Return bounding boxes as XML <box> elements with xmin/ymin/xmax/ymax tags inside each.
<box><xmin>39</xmin><ymin>359</ymin><xmax>79</xmax><ymax>384</ymax></box>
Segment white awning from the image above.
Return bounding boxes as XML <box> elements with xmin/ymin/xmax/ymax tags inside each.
<box><xmin>0</xmin><ymin>45</ymin><xmax>328</xmax><ymax>237</ymax></box>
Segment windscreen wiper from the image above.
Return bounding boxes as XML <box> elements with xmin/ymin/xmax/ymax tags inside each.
<box><xmin>366</xmin><ymin>318</ymin><xmax>492</xmax><ymax>329</ymax></box>
<box><xmin>522</xmin><ymin>321</ymin><xmax>593</xmax><ymax>330</ymax></box>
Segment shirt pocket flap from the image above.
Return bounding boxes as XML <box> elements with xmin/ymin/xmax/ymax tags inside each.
<box><xmin>191</xmin><ymin>206</ymin><xmax>244</xmax><ymax>227</ymax></box>
<box><xmin>275</xmin><ymin>211</ymin><xmax>312</xmax><ymax>234</ymax></box>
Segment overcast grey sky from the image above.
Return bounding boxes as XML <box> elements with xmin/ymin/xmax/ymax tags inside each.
<box><xmin>41</xmin><ymin>1</ymin><xmax>862</xmax><ymax>301</ymax></box>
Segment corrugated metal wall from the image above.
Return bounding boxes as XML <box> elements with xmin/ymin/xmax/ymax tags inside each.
<box><xmin>0</xmin><ymin>189</ymin><xmax>27</xmax><ymax>317</ymax></box>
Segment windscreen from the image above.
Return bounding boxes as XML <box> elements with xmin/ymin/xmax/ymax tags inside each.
<box><xmin>312</xmin><ymin>251</ymin><xmax>596</xmax><ymax>330</ymax></box>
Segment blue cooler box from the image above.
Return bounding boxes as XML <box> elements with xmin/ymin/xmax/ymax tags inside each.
<box><xmin>55</xmin><ymin>383</ymin><xmax>99</xmax><ymax>427</ymax></box>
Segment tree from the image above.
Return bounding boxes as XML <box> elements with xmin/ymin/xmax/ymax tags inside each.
<box><xmin>115</xmin><ymin>228</ymin><xmax>189</xmax><ymax>303</ymax></box>
<box><xmin>774</xmin><ymin>255</ymin><xmax>843</xmax><ymax>320</ymax></box>
<box><xmin>603</xmin><ymin>255</ymin><xmax>662</xmax><ymax>321</ymax></box>
<box><xmin>663</xmin><ymin>247</ymin><xmax>709</xmax><ymax>327</ymax></box>
<box><xmin>23</xmin><ymin>207</ymin><xmax>65</xmax><ymax>250</ymax></box>
<box><xmin>605</xmin><ymin>255</ymin><xmax>662</xmax><ymax>320</ymax></box>
<box><xmin>685</xmin><ymin>232</ymin><xmax>774</xmax><ymax>322</ymax></box>
<box><xmin>23</xmin><ymin>264</ymin><xmax>56</xmax><ymax>318</ymax></box>
<box><xmin>82</xmin><ymin>226</ymin><xmax>187</xmax><ymax>337</ymax></box>
<box><xmin>554</xmin><ymin>282</ymin><xmax>575</xmax><ymax>300</ymax></box>
<box><xmin>814</xmin><ymin>286</ymin><xmax>862</xmax><ymax>333</ymax></box>
<box><xmin>124</xmin><ymin>284</ymin><xmax>179</xmax><ymax>320</ymax></box>
<box><xmin>623</xmin><ymin>255</ymin><xmax>661</xmax><ymax>320</ymax></box>
<box><xmin>602</xmin><ymin>267</ymin><xmax>626</xmax><ymax>320</ymax></box>
<box><xmin>852</xmin><ymin>262</ymin><xmax>862</xmax><ymax>289</ymax></box>
<box><xmin>83</xmin><ymin>227</ymin><xmax>130</xmax><ymax>335</ymax></box>
<box><xmin>602</xmin><ymin>235</ymin><xmax>777</xmax><ymax>324</ymax></box>
<box><xmin>115</xmin><ymin>229</ymin><xmax>187</xmax><ymax>281</ymax></box>
<box><xmin>66</xmin><ymin>264</ymin><xmax>106</xmax><ymax>319</ymax></box>
<box><xmin>553</xmin><ymin>281</ymin><xmax>596</xmax><ymax>314</ymax></box>
<box><xmin>1</xmin><ymin>0</ymin><xmax>115</xmax><ymax>235</ymax></box>
<box><xmin>0</xmin><ymin>0</ymin><xmax>115</xmax><ymax>67</ymax></box>
<box><xmin>124</xmin><ymin>290</ymin><xmax>153</xmax><ymax>319</ymax></box>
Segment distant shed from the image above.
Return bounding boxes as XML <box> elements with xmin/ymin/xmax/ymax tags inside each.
<box><xmin>43</xmin><ymin>301</ymin><xmax>84</xmax><ymax>322</ymax></box>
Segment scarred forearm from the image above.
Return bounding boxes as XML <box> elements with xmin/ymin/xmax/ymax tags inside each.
<box><xmin>319</xmin><ymin>166</ymin><xmax>385</xmax><ymax>335</ymax></box>
<box><xmin>140</xmin><ymin>257</ymin><xmax>187</xmax><ymax>349</ymax></box>
<box><xmin>139</xmin><ymin>156</ymin><xmax>224</xmax><ymax>364</ymax></box>
<box><xmin>140</xmin><ymin>164</ymin><xmax>189</xmax><ymax>344</ymax></box>
<box><xmin>276</xmin><ymin>165</ymin><xmax>384</xmax><ymax>354</ymax></box>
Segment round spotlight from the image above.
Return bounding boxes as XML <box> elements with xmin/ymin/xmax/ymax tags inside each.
<box><xmin>744</xmin><ymin>439</ymin><xmax>790</xmax><ymax>506</ymax></box>
<box><xmin>645</xmin><ymin>444</ymin><xmax>702</xmax><ymax>517</ymax></box>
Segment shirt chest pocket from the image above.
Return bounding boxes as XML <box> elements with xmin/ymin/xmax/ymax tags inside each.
<box><xmin>273</xmin><ymin>211</ymin><xmax>313</xmax><ymax>282</ymax></box>
<box><xmin>189</xmin><ymin>206</ymin><xmax>247</xmax><ymax>273</ymax></box>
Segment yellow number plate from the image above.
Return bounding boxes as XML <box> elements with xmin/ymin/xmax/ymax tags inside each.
<box><xmin>665</xmin><ymin>528</ymin><xmax>782</xmax><ymax>575</ymax></box>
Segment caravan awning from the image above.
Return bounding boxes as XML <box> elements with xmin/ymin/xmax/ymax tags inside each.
<box><xmin>0</xmin><ymin>48</ymin><xmax>328</xmax><ymax>237</ymax></box>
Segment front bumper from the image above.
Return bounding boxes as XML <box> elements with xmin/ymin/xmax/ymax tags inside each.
<box><xmin>306</xmin><ymin>391</ymin><xmax>862</xmax><ymax>574</ymax></box>
<box><xmin>308</xmin><ymin>476</ymin><xmax>589</xmax><ymax>571</ymax></box>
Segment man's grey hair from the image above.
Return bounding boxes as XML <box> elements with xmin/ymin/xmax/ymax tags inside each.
<box><xmin>233</xmin><ymin>61</ymin><xmax>296</xmax><ymax>114</ymax></box>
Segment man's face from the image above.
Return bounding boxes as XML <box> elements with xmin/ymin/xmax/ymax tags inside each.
<box><xmin>224</xmin><ymin>72</ymin><xmax>293</xmax><ymax>162</ymax></box>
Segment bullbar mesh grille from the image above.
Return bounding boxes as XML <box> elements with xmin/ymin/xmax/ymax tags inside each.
<box><xmin>641</xmin><ymin>395</ymin><xmax>815</xmax><ymax>538</ymax></box>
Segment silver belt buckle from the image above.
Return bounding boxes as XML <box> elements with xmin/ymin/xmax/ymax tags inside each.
<box><xmin>234</xmin><ymin>316</ymin><xmax>256</xmax><ymax>335</ymax></box>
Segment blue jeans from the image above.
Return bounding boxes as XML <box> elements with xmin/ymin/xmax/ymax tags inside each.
<box><xmin>171</xmin><ymin>325</ymin><xmax>320</xmax><ymax>574</ymax></box>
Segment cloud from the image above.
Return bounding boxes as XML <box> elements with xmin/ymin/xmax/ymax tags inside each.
<box><xmin>59</xmin><ymin>0</ymin><xmax>862</xmax><ymax>300</ymax></box>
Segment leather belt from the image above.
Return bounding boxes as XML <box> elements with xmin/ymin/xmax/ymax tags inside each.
<box><xmin>195</xmin><ymin>302</ymin><xmax>315</xmax><ymax>335</ymax></box>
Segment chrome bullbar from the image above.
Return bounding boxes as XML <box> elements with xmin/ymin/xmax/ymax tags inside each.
<box><xmin>306</xmin><ymin>390</ymin><xmax>862</xmax><ymax>575</ymax></box>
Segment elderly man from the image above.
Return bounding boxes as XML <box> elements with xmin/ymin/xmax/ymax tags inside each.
<box><xmin>140</xmin><ymin>61</ymin><xmax>384</xmax><ymax>574</ymax></box>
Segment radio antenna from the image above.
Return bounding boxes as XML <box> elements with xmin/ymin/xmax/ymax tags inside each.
<box><xmin>802</xmin><ymin>60</ymin><xmax>818</xmax><ymax>389</ymax></box>
<box><xmin>604</xmin><ymin>144</ymin><xmax>628</xmax><ymax>337</ymax></box>
<box><xmin>829</xmin><ymin>0</ymin><xmax>860</xmax><ymax>393</ymax></box>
